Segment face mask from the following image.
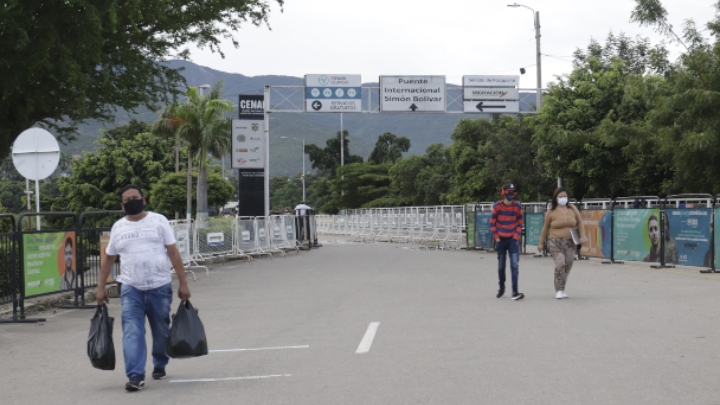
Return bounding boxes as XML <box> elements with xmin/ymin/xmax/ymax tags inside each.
<box><xmin>505</xmin><ymin>193</ymin><xmax>514</xmax><ymax>201</ymax></box>
<box><xmin>123</xmin><ymin>199</ymin><xmax>145</xmax><ymax>215</ymax></box>
<box><xmin>558</xmin><ymin>197</ymin><xmax>568</xmax><ymax>206</ymax></box>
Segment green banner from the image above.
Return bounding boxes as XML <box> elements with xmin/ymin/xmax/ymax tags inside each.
<box><xmin>23</xmin><ymin>232</ymin><xmax>76</xmax><ymax>297</ymax></box>
<box><xmin>525</xmin><ymin>213</ymin><xmax>544</xmax><ymax>246</ymax></box>
<box><xmin>466</xmin><ymin>204</ymin><xmax>476</xmax><ymax>248</ymax></box>
<box><xmin>613</xmin><ymin>209</ymin><xmax>659</xmax><ymax>262</ymax></box>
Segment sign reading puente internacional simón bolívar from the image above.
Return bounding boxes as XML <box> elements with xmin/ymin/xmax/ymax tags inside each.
<box><xmin>379</xmin><ymin>75</ymin><xmax>446</xmax><ymax>113</ymax></box>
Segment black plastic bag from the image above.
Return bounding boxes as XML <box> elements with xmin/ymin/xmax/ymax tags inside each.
<box><xmin>167</xmin><ymin>300</ymin><xmax>208</xmax><ymax>358</ymax></box>
<box><xmin>87</xmin><ymin>304</ymin><xmax>115</xmax><ymax>370</ymax></box>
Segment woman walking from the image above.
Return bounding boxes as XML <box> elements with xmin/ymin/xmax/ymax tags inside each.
<box><xmin>537</xmin><ymin>187</ymin><xmax>586</xmax><ymax>299</ymax></box>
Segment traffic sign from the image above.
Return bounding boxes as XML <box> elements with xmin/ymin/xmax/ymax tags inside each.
<box><xmin>463</xmin><ymin>101</ymin><xmax>520</xmax><ymax>113</ymax></box>
<box><xmin>463</xmin><ymin>75</ymin><xmax>519</xmax><ymax>88</ymax></box>
<box><xmin>305</xmin><ymin>74</ymin><xmax>362</xmax><ymax>113</ymax></box>
<box><xmin>463</xmin><ymin>88</ymin><xmax>520</xmax><ymax>100</ymax></box>
<box><xmin>380</xmin><ymin>75</ymin><xmax>446</xmax><ymax>113</ymax></box>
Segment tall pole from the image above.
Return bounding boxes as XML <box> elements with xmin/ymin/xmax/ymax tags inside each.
<box><xmin>340</xmin><ymin>113</ymin><xmax>344</xmax><ymax>167</ymax></box>
<box><xmin>301</xmin><ymin>137</ymin><xmax>306</xmax><ymax>202</ymax></box>
<box><xmin>264</xmin><ymin>85</ymin><xmax>270</xmax><ymax>218</ymax></box>
<box><xmin>535</xmin><ymin>10</ymin><xmax>542</xmax><ymax>111</ymax></box>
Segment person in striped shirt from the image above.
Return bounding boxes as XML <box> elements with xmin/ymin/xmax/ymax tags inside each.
<box><xmin>490</xmin><ymin>183</ymin><xmax>524</xmax><ymax>300</ymax></box>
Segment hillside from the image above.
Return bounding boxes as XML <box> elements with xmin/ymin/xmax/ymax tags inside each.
<box><xmin>64</xmin><ymin>60</ymin><xmax>533</xmax><ymax>178</ymax></box>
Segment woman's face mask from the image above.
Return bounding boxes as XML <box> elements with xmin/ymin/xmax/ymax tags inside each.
<box><xmin>558</xmin><ymin>197</ymin><xmax>568</xmax><ymax>206</ymax></box>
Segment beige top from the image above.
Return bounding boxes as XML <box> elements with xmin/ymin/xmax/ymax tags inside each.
<box><xmin>538</xmin><ymin>204</ymin><xmax>586</xmax><ymax>247</ymax></box>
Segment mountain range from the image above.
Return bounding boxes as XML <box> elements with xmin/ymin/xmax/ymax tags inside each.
<box><xmin>66</xmin><ymin>60</ymin><xmax>536</xmax><ymax>178</ymax></box>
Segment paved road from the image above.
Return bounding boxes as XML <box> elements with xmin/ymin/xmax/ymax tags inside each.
<box><xmin>2</xmin><ymin>240</ymin><xmax>720</xmax><ymax>405</ymax></box>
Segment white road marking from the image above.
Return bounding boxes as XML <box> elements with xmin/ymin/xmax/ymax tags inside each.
<box><xmin>209</xmin><ymin>345</ymin><xmax>309</xmax><ymax>353</ymax></box>
<box><xmin>169</xmin><ymin>374</ymin><xmax>291</xmax><ymax>383</ymax></box>
<box><xmin>356</xmin><ymin>322</ymin><xmax>380</xmax><ymax>354</ymax></box>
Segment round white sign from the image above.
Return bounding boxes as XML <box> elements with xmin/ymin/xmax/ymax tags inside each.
<box><xmin>11</xmin><ymin>127</ymin><xmax>61</xmax><ymax>180</ymax></box>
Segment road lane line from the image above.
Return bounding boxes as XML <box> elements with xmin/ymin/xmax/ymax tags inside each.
<box><xmin>209</xmin><ymin>345</ymin><xmax>309</xmax><ymax>353</ymax></box>
<box><xmin>169</xmin><ymin>374</ymin><xmax>291</xmax><ymax>383</ymax></box>
<box><xmin>356</xmin><ymin>322</ymin><xmax>380</xmax><ymax>354</ymax></box>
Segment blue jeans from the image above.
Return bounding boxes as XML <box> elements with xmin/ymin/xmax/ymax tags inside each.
<box><xmin>120</xmin><ymin>283</ymin><xmax>173</xmax><ymax>379</ymax></box>
<box><xmin>496</xmin><ymin>238</ymin><xmax>520</xmax><ymax>293</ymax></box>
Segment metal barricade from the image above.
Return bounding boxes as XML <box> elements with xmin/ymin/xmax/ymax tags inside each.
<box><xmin>236</xmin><ymin>217</ymin><xmax>271</xmax><ymax>258</ymax></box>
<box><xmin>196</xmin><ymin>217</ymin><xmax>236</xmax><ymax>260</ymax></box>
<box><xmin>0</xmin><ymin>214</ymin><xmax>17</xmax><ymax>307</ymax></box>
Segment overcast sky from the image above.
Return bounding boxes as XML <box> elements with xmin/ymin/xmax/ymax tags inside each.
<box><xmin>186</xmin><ymin>0</ymin><xmax>712</xmax><ymax>89</ymax></box>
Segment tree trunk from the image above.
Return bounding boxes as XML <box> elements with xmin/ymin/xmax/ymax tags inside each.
<box><xmin>195</xmin><ymin>165</ymin><xmax>209</xmax><ymax>229</ymax></box>
<box><xmin>186</xmin><ymin>153</ymin><xmax>193</xmax><ymax>223</ymax></box>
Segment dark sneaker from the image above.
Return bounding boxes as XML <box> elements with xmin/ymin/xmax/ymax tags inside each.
<box><xmin>496</xmin><ymin>289</ymin><xmax>505</xmax><ymax>298</ymax></box>
<box><xmin>152</xmin><ymin>367</ymin><xmax>166</xmax><ymax>380</ymax></box>
<box><xmin>511</xmin><ymin>292</ymin><xmax>525</xmax><ymax>300</ymax></box>
<box><xmin>125</xmin><ymin>376</ymin><xmax>145</xmax><ymax>391</ymax></box>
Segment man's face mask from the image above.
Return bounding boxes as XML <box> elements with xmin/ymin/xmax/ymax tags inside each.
<box><xmin>123</xmin><ymin>199</ymin><xmax>145</xmax><ymax>215</ymax></box>
<box><xmin>505</xmin><ymin>192</ymin><xmax>515</xmax><ymax>201</ymax></box>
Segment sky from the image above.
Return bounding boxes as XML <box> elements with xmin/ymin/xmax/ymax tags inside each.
<box><xmin>186</xmin><ymin>0</ymin><xmax>712</xmax><ymax>89</ymax></box>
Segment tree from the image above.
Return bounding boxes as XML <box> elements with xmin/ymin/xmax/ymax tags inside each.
<box><xmin>53</xmin><ymin>127</ymin><xmax>178</xmax><ymax>220</ymax></box>
<box><xmin>305</xmin><ymin>130</ymin><xmax>363</xmax><ymax>176</ymax></box>
<box><xmin>631</xmin><ymin>0</ymin><xmax>720</xmax><ymax>193</ymax></box>
<box><xmin>533</xmin><ymin>33</ymin><xmax>672</xmax><ymax>199</ymax></box>
<box><xmin>0</xmin><ymin>0</ymin><xmax>283</xmax><ymax>159</ymax></box>
<box><xmin>325</xmin><ymin>163</ymin><xmax>392</xmax><ymax>211</ymax></box>
<box><xmin>150</xmin><ymin>171</ymin><xmax>234</xmax><ymax>218</ymax></box>
<box><xmin>153</xmin><ymin>82</ymin><xmax>234</xmax><ymax>227</ymax></box>
<box><xmin>368</xmin><ymin>132</ymin><xmax>411</xmax><ymax>164</ymax></box>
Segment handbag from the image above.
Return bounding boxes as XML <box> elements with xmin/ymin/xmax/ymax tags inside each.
<box><xmin>87</xmin><ymin>304</ymin><xmax>116</xmax><ymax>370</ymax></box>
<box><xmin>167</xmin><ymin>300</ymin><xmax>209</xmax><ymax>358</ymax></box>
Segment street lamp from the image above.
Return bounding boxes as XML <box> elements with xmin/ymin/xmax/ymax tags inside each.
<box><xmin>507</xmin><ymin>3</ymin><xmax>542</xmax><ymax>111</ymax></box>
<box><xmin>280</xmin><ymin>136</ymin><xmax>306</xmax><ymax>202</ymax></box>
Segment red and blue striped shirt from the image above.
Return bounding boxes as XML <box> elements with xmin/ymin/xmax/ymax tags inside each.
<box><xmin>490</xmin><ymin>200</ymin><xmax>523</xmax><ymax>240</ymax></box>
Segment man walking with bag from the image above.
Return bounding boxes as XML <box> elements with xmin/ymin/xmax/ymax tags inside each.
<box><xmin>97</xmin><ymin>184</ymin><xmax>191</xmax><ymax>391</ymax></box>
<box><xmin>490</xmin><ymin>183</ymin><xmax>525</xmax><ymax>300</ymax></box>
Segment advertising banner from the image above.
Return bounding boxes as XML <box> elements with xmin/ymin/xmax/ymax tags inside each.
<box><xmin>475</xmin><ymin>211</ymin><xmax>493</xmax><ymax>249</ymax></box>
<box><xmin>231</xmin><ymin>119</ymin><xmax>265</xmax><ymax>170</ymax></box>
<box><xmin>579</xmin><ymin>210</ymin><xmax>612</xmax><ymax>259</ymax></box>
<box><xmin>524</xmin><ymin>213</ymin><xmax>544</xmax><ymax>246</ymax></box>
<box><xmin>23</xmin><ymin>231</ymin><xmax>76</xmax><ymax>297</ymax></box>
<box><xmin>613</xmin><ymin>209</ymin><xmax>660</xmax><ymax>262</ymax></box>
<box><xmin>666</xmin><ymin>208</ymin><xmax>712</xmax><ymax>267</ymax></box>
<box><xmin>715</xmin><ymin>209</ymin><xmax>720</xmax><ymax>269</ymax></box>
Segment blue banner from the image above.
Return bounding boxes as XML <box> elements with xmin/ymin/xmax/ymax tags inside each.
<box><xmin>475</xmin><ymin>211</ymin><xmax>493</xmax><ymax>249</ymax></box>
<box><xmin>666</xmin><ymin>208</ymin><xmax>712</xmax><ymax>267</ymax></box>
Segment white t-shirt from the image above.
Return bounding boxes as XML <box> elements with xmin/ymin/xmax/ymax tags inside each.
<box><xmin>294</xmin><ymin>203</ymin><xmax>311</xmax><ymax>216</ymax></box>
<box><xmin>106</xmin><ymin>212</ymin><xmax>176</xmax><ymax>290</ymax></box>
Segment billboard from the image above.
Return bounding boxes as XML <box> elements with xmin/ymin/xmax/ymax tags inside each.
<box><xmin>579</xmin><ymin>210</ymin><xmax>612</xmax><ymax>259</ymax></box>
<box><xmin>613</xmin><ymin>209</ymin><xmax>660</xmax><ymax>262</ymax></box>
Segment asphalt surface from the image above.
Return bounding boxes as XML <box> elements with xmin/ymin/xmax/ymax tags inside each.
<box><xmin>2</xmin><ymin>238</ymin><xmax>720</xmax><ymax>405</ymax></box>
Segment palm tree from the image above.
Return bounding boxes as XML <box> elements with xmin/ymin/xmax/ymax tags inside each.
<box><xmin>152</xmin><ymin>81</ymin><xmax>234</xmax><ymax>227</ymax></box>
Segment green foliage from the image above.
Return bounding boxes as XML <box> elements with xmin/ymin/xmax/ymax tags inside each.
<box><xmin>305</xmin><ymin>130</ymin><xmax>364</xmax><ymax>176</ymax></box>
<box><xmin>323</xmin><ymin>163</ymin><xmax>392</xmax><ymax>211</ymax></box>
<box><xmin>53</xmin><ymin>127</ymin><xmax>178</xmax><ymax>216</ymax></box>
<box><xmin>0</xmin><ymin>0</ymin><xmax>283</xmax><ymax>159</ymax></box>
<box><xmin>150</xmin><ymin>171</ymin><xmax>234</xmax><ymax>218</ymax></box>
<box><xmin>445</xmin><ymin>115</ymin><xmax>551</xmax><ymax>203</ymax></box>
<box><xmin>368</xmin><ymin>132</ymin><xmax>411</xmax><ymax>164</ymax></box>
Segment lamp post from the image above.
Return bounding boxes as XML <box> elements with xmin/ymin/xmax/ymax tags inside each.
<box><xmin>280</xmin><ymin>136</ymin><xmax>306</xmax><ymax>202</ymax></box>
<box><xmin>507</xmin><ymin>3</ymin><xmax>542</xmax><ymax>111</ymax></box>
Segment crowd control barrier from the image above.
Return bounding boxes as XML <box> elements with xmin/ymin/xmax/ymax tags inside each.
<box><xmin>0</xmin><ymin>215</ymin><xmax>17</xmax><ymax>308</ymax></box>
